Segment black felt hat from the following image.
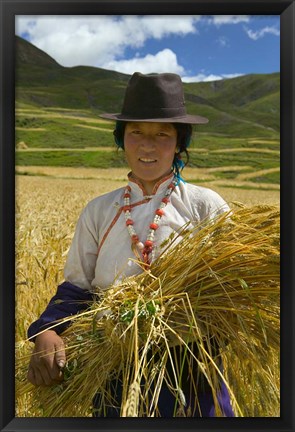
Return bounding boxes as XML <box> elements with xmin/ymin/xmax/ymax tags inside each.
<box><xmin>99</xmin><ymin>72</ymin><xmax>208</xmax><ymax>124</ymax></box>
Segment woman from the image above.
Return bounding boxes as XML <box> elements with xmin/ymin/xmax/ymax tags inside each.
<box><xmin>27</xmin><ymin>72</ymin><xmax>234</xmax><ymax>417</ymax></box>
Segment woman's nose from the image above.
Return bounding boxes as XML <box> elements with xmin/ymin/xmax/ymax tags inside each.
<box><xmin>140</xmin><ymin>135</ymin><xmax>156</xmax><ymax>149</ymax></box>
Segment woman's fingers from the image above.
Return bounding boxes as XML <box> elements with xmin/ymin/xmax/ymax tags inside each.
<box><xmin>27</xmin><ymin>330</ymin><xmax>67</xmax><ymax>386</ymax></box>
<box><xmin>54</xmin><ymin>340</ymin><xmax>66</xmax><ymax>370</ymax></box>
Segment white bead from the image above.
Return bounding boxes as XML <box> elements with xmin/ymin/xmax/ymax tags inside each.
<box><xmin>137</xmin><ymin>242</ymin><xmax>144</xmax><ymax>251</ymax></box>
<box><xmin>128</xmin><ymin>226</ymin><xmax>135</xmax><ymax>235</ymax></box>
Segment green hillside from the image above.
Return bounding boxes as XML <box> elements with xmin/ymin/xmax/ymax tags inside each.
<box><xmin>15</xmin><ymin>36</ymin><xmax>280</xmax><ymax>187</ymax></box>
<box><xmin>15</xmin><ymin>36</ymin><xmax>279</xmax><ymax>136</ymax></box>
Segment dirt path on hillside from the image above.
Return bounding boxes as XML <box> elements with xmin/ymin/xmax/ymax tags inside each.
<box><xmin>236</xmin><ymin>167</ymin><xmax>280</xmax><ymax>181</ymax></box>
<box><xmin>15</xmin><ymin>111</ymin><xmax>108</xmax><ymax>124</ymax></box>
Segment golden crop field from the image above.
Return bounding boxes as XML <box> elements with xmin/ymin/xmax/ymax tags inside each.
<box><xmin>15</xmin><ymin>167</ymin><xmax>280</xmax><ymax>417</ymax></box>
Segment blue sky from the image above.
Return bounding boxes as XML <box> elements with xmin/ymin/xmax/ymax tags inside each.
<box><xmin>15</xmin><ymin>15</ymin><xmax>280</xmax><ymax>82</ymax></box>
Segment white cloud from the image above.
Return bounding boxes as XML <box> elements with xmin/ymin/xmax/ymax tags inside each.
<box><xmin>15</xmin><ymin>15</ymin><xmax>199</xmax><ymax>68</ymax></box>
<box><xmin>209</xmin><ymin>15</ymin><xmax>250</xmax><ymax>26</ymax></box>
<box><xmin>102</xmin><ymin>48</ymin><xmax>185</xmax><ymax>75</ymax></box>
<box><xmin>244</xmin><ymin>25</ymin><xmax>280</xmax><ymax>40</ymax></box>
<box><xmin>216</xmin><ymin>36</ymin><xmax>230</xmax><ymax>47</ymax></box>
<box><xmin>136</xmin><ymin>16</ymin><xmax>199</xmax><ymax>39</ymax></box>
<box><xmin>182</xmin><ymin>73</ymin><xmax>244</xmax><ymax>83</ymax></box>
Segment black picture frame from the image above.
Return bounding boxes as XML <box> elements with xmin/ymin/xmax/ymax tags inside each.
<box><xmin>1</xmin><ymin>1</ymin><xmax>294</xmax><ymax>431</ymax></box>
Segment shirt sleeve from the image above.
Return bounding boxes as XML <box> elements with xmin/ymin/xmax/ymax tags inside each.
<box><xmin>205</xmin><ymin>189</ymin><xmax>230</xmax><ymax>218</ymax></box>
<box><xmin>27</xmin><ymin>204</ymin><xmax>99</xmax><ymax>341</ymax></box>
<box><xmin>27</xmin><ymin>281</ymin><xmax>94</xmax><ymax>340</ymax></box>
<box><xmin>63</xmin><ymin>204</ymin><xmax>99</xmax><ymax>291</ymax></box>
<box><xmin>190</xmin><ymin>186</ymin><xmax>230</xmax><ymax>224</ymax></box>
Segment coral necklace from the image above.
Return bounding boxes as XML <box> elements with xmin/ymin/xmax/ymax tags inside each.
<box><xmin>123</xmin><ymin>176</ymin><xmax>178</xmax><ymax>267</ymax></box>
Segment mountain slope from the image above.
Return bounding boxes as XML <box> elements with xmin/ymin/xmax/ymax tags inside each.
<box><xmin>15</xmin><ymin>36</ymin><xmax>280</xmax><ymax>137</ymax></box>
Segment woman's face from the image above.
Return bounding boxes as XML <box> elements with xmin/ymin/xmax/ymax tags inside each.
<box><xmin>124</xmin><ymin>122</ymin><xmax>177</xmax><ymax>194</ymax></box>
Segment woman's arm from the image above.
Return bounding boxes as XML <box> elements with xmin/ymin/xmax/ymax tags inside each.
<box><xmin>27</xmin><ymin>204</ymin><xmax>99</xmax><ymax>386</ymax></box>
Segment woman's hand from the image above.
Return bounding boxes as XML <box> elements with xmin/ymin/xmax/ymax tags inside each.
<box><xmin>27</xmin><ymin>330</ymin><xmax>66</xmax><ymax>386</ymax></box>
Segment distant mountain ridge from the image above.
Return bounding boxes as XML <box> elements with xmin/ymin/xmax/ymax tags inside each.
<box><xmin>15</xmin><ymin>36</ymin><xmax>280</xmax><ymax>136</ymax></box>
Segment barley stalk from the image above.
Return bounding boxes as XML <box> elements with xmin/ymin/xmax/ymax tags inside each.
<box><xmin>16</xmin><ymin>204</ymin><xmax>280</xmax><ymax>417</ymax></box>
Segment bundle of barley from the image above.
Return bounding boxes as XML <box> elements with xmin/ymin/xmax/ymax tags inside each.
<box><xmin>16</xmin><ymin>204</ymin><xmax>280</xmax><ymax>417</ymax></box>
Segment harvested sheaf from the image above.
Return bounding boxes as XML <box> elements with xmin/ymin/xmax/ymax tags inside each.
<box><xmin>16</xmin><ymin>204</ymin><xmax>280</xmax><ymax>417</ymax></box>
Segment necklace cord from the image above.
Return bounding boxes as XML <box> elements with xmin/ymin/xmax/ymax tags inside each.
<box><xmin>123</xmin><ymin>176</ymin><xmax>178</xmax><ymax>266</ymax></box>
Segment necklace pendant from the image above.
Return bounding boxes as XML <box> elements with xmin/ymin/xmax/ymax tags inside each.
<box><xmin>136</xmin><ymin>241</ymin><xmax>144</xmax><ymax>251</ymax></box>
<box><xmin>142</xmin><ymin>251</ymin><xmax>151</xmax><ymax>267</ymax></box>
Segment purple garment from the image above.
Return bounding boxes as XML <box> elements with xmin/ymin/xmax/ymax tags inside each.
<box><xmin>27</xmin><ymin>281</ymin><xmax>94</xmax><ymax>341</ymax></box>
<box><xmin>197</xmin><ymin>378</ymin><xmax>234</xmax><ymax>417</ymax></box>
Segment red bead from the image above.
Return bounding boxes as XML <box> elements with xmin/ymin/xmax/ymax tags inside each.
<box><xmin>131</xmin><ymin>235</ymin><xmax>139</xmax><ymax>243</ymax></box>
<box><xmin>123</xmin><ymin>205</ymin><xmax>131</xmax><ymax>212</ymax></box>
<box><xmin>161</xmin><ymin>197</ymin><xmax>169</xmax><ymax>204</ymax></box>
<box><xmin>144</xmin><ymin>240</ymin><xmax>153</xmax><ymax>248</ymax></box>
<box><xmin>155</xmin><ymin>209</ymin><xmax>164</xmax><ymax>216</ymax></box>
<box><xmin>126</xmin><ymin>219</ymin><xmax>134</xmax><ymax>225</ymax></box>
<box><xmin>143</xmin><ymin>247</ymin><xmax>152</xmax><ymax>255</ymax></box>
<box><xmin>150</xmin><ymin>223</ymin><xmax>158</xmax><ymax>230</ymax></box>
<box><xmin>124</xmin><ymin>193</ymin><xmax>131</xmax><ymax>199</ymax></box>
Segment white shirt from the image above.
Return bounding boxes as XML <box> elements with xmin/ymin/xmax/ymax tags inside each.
<box><xmin>64</xmin><ymin>173</ymin><xmax>229</xmax><ymax>293</ymax></box>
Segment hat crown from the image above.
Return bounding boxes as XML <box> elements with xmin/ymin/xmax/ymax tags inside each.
<box><xmin>121</xmin><ymin>72</ymin><xmax>187</xmax><ymax>120</ymax></box>
<box><xmin>99</xmin><ymin>71</ymin><xmax>209</xmax><ymax>124</ymax></box>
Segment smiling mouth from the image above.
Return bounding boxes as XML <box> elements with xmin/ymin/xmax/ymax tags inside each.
<box><xmin>139</xmin><ymin>158</ymin><xmax>157</xmax><ymax>163</ymax></box>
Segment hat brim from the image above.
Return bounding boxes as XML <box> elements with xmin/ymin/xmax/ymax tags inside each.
<box><xmin>99</xmin><ymin>112</ymin><xmax>209</xmax><ymax>124</ymax></box>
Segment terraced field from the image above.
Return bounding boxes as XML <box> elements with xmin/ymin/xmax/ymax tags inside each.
<box><xmin>15</xmin><ymin>105</ymin><xmax>280</xmax><ymax>194</ymax></box>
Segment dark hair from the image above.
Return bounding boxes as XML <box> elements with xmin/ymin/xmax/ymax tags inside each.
<box><xmin>113</xmin><ymin>121</ymin><xmax>192</xmax><ymax>178</ymax></box>
<box><xmin>172</xmin><ymin>122</ymin><xmax>192</xmax><ymax>176</ymax></box>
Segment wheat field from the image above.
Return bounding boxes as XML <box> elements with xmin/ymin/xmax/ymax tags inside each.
<box><xmin>15</xmin><ymin>167</ymin><xmax>280</xmax><ymax>417</ymax></box>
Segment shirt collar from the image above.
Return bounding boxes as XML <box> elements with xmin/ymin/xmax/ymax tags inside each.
<box><xmin>127</xmin><ymin>171</ymin><xmax>175</xmax><ymax>198</ymax></box>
